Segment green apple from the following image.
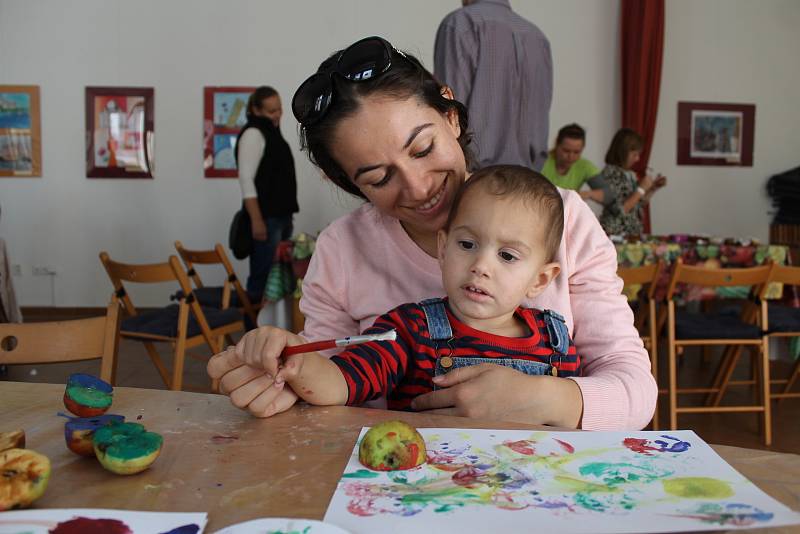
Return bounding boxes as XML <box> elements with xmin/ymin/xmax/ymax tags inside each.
<box><xmin>358</xmin><ymin>420</ymin><xmax>427</xmax><ymax>471</ymax></box>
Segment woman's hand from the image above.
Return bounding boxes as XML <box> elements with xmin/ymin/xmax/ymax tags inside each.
<box><xmin>639</xmin><ymin>174</ymin><xmax>655</xmax><ymax>191</ymax></box>
<box><xmin>410</xmin><ymin>364</ymin><xmax>583</xmax><ymax>428</ymax></box>
<box><xmin>207</xmin><ymin>347</ymin><xmax>299</xmax><ymax>418</ymax></box>
<box><xmin>234</xmin><ymin>326</ymin><xmax>306</xmax><ymax>380</ymax></box>
<box><xmin>653</xmin><ymin>175</ymin><xmax>667</xmax><ymax>189</ymax></box>
<box><xmin>251</xmin><ymin>217</ymin><xmax>268</xmax><ymax>241</ymax></box>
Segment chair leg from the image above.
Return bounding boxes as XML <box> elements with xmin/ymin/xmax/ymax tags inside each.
<box><xmin>779</xmin><ymin>353</ymin><xmax>800</xmax><ymax>402</ymax></box>
<box><xmin>668</xmin><ymin>305</ymin><xmax>678</xmax><ymax>431</ymax></box>
<box><xmin>649</xmin><ymin>300</ymin><xmax>659</xmax><ymax>430</ymax></box>
<box><xmin>172</xmin><ymin>336</ymin><xmax>187</xmax><ymax>392</ymax></box>
<box><xmin>761</xmin><ymin>339</ymin><xmax>772</xmax><ymax>447</ymax></box>
<box><xmin>711</xmin><ymin>346</ymin><xmax>743</xmax><ymax>407</ymax></box>
<box><xmin>143</xmin><ymin>342</ymin><xmax>172</xmax><ymax>388</ymax></box>
<box><xmin>706</xmin><ymin>345</ymin><xmax>734</xmax><ymax>405</ymax></box>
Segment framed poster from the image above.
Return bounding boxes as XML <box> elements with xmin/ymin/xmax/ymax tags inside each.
<box><xmin>0</xmin><ymin>85</ymin><xmax>42</xmax><ymax>177</ymax></box>
<box><xmin>677</xmin><ymin>102</ymin><xmax>755</xmax><ymax>166</ymax></box>
<box><xmin>203</xmin><ymin>86</ymin><xmax>254</xmax><ymax>178</ymax></box>
<box><xmin>86</xmin><ymin>86</ymin><xmax>154</xmax><ymax>178</ymax></box>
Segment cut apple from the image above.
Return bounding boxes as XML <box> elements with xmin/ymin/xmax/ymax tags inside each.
<box><xmin>358</xmin><ymin>420</ymin><xmax>427</xmax><ymax>471</ymax></box>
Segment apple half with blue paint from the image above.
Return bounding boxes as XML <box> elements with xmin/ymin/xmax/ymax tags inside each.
<box><xmin>358</xmin><ymin>420</ymin><xmax>427</xmax><ymax>471</ymax></box>
<box><xmin>93</xmin><ymin>421</ymin><xmax>163</xmax><ymax>475</ymax></box>
<box><xmin>64</xmin><ymin>414</ymin><xmax>125</xmax><ymax>457</ymax></box>
<box><xmin>63</xmin><ymin>373</ymin><xmax>113</xmax><ymax>417</ymax></box>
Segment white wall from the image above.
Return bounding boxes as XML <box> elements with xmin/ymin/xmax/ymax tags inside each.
<box><xmin>649</xmin><ymin>0</ymin><xmax>800</xmax><ymax>240</ymax></box>
<box><xmin>0</xmin><ymin>0</ymin><xmax>621</xmax><ymax>306</ymax></box>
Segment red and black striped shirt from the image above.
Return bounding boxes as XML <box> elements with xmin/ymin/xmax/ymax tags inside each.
<box><xmin>330</xmin><ymin>301</ymin><xmax>581</xmax><ymax>410</ymax></box>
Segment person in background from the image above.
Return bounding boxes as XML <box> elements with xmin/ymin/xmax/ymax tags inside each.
<box><xmin>236</xmin><ymin>86</ymin><xmax>299</xmax><ymax>303</ymax></box>
<box><xmin>434</xmin><ymin>0</ymin><xmax>552</xmax><ymax>171</ymax></box>
<box><xmin>541</xmin><ymin>123</ymin><xmax>610</xmax><ymax>206</ymax></box>
<box><xmin>598</xmin><ymin>128</ymin><xmax>667</xmax><ymax>237</ymax></box>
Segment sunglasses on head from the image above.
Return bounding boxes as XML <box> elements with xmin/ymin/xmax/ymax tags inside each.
<box><xmin>291</xmin><ymin>36</ymin><xmax>416</xmax><ymax>127</ymax></box>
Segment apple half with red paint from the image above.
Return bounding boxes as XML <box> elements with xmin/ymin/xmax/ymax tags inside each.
<box><xmin>358</xmin><ymin>420</ymin><xmax>427</xmax><ymax>471</ymax></box>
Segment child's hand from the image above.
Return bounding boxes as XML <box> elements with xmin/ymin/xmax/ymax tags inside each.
<box><xmin>234</xmin><ymin>326</ymin><xmax>306</xmax><ymax>382</ymax></box>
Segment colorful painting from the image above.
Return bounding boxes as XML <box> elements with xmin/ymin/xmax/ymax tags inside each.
<box><xmin>203</xmin><ymin>86</ymin><xmax>254</xmax><ymax>178</ymax></box>
<box><xmin>0</xmin><ymin>509</ymin><xmax>206</xmax><ymax>534</ymax></box>
<box><xmin>0</xmin><ymin>85</ymin><xmax>41</xmax><ymax>177</ymax></box>
<box><xmin>324</xmin><ymin>429</ymin><xmax>800</xmax><ymax>533</ymax></box>
<box><xmin>85</xmin><ymin>87</ymin><xmax>154</xmax><ymax>178</ymax></box>
<box><xmin>677</xmin><ymin>102</ymin><xmax>755</xmax><ymax>166</ymax></box>
<box><xmin>215</xmin><ymin>518</ymin><xmax>350</xmax><ymax>534</ymax></box>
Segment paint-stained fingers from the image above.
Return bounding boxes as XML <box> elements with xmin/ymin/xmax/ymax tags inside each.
<box><xmin>218</xmin><ymin>364</ymin><xmax>269</xmax><ymax>400</ymax></box>
<box><xmin>228</xmin><ymin>373</ymin><xmax>278</xmax><ymax>410</ymax></box>
<box><xmin>207</xmin><ymin>346</ymin><xmax>243</xmax><ymax>380</ymax></box>
<box><xmin>262</xmin><ymin>331</ymin><xmax>290</xmax><ymax>380</ymax></box>
<box><xmin>247</xmin><ymin>382</ymin><xmax>299</xmax><ymax>418</ymax></box>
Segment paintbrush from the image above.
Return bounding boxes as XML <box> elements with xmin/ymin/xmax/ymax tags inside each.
<box><xmin>281</xmin><ymin>329</ymin><xmax>397</xmax><ymax>357</ymax></box>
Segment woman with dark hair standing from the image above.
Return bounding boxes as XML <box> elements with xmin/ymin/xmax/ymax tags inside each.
<box><xmin>210</xmin><ymin>37</ymin><xmax>657</xmax><ymax>431</ymax></box>
<box><xmin>598</xmin><ymin>128</ymin><xmax>667</xmax><ymax>237</ymax></box>
<box><xmin>236</xmin><ymin>86</ymin><xmax>299</xmax><ymax>302</ymax></box>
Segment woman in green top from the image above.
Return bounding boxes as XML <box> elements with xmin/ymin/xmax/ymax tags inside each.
<box><xmin>541</xmin><ymin>123</ymin><xmax>609</xmax><ymax>205</ymax></box>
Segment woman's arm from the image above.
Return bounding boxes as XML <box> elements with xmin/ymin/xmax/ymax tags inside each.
<box><xmin>237</xmin><ymin>128</ymin><xmax>267</xmax><ymax>240</ymax></box>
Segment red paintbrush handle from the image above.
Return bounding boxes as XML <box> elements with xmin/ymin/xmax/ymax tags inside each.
<box><xmin>281</xmin><ymin>340</ymin><xmax>336</xmax><ymax>357</ymax></box>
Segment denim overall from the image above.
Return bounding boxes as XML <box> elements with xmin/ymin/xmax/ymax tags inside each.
<box><xmin>419</xmin><ymin>298</ymin><xmax>571</xmax><ymax>387</ymax></box>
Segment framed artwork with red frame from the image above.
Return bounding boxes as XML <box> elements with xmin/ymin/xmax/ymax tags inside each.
<box><xmin>0</xmin><ymin>85</ymin><xmax>42</xmax><ymax>177</ymax></box>
<box><xmin>677</xmin><ymin>102</ymin><xmax>755</xmax><ymax>166</ymax></box>
<box><xmin>203</xmin><ymin>86</ymin><xmax>254</xmax><ymax>178</ymax></box>
<box><xmin>85</xmin><ymin>86</ymin><xmax>154</xmax><ymax>178</ymax></box>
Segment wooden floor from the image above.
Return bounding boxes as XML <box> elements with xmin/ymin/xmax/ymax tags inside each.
<box><xmin>3</xmin><ymin>316</ymin><xmax>799</xmax><ymax>455</ymax></box>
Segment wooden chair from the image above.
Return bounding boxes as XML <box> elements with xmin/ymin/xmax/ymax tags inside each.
<box><xmin>618</xmin><ymin>260</ymin><xmax>663</xmax><ymax>429</ymax></box>
<box><xmin>99</xmin><ymin>252</ymin><xmax>245</xmax><ymax>391</ymax></box>
<box><xmin>0</xmin><ymin>300</ymin><xmax>121</xmax><ymax>384</ymax></box>
<box><xmin>174</xmin><ymin>241</ymin><xmax>259</xmax><ymax>326</ymax></box>
<box><xmin>713</xmin><ymin>263</ymin><xmax>800</xmax><ymax>405</ymax></box>
<box><xmin>665</xmin><ymin>258</ymin><xmax>772</xmax><ymax>445</ymax></box>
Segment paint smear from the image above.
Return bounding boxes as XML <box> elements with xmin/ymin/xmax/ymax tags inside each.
<box><xmin>210</xmin><ymin>434</ymin><xmax>239</xmax><ymax>444</ymax></box>
<box><xmin>342</xmin><ymin>469</ymin><xmax>380</xmax><ymax>479</ymax></box>
<box><xmin>49</xmin><ymin>517</ymin><xmax>132</xmax><ymax>534</ymax></box>
<box><xmin>671</xmin><ymin>502</ymin><xmax>774</xmax><ymax>526</ymax></box>
<box><xmin>158</xmin><ymin>524</ymin><xmax>201</xmax><ymax>534</ymax></box>
<box><xmin>662</xmin><ymin>477</ymin><xmax>733</xmax><ymax>499</ymax></box>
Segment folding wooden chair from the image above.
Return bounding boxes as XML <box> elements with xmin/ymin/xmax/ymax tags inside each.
<box><xmin>0</xmin><ymin>300</ymin><xmax>120</xmax><ymax>384</ymax></box>
<box><xmin>618</xmin><ymin>260</ymin><xmax>663</xmax><ymax>428</ymax></box>
<box><xmin>665</xmin><ymin>259</ymin><xmax>772</xmax><ymax>445</ymax></box>
<box><xmin>713</xmin><ymin>263</ymin><xmax>800</xmax><ymax>405</ymax></box>
<box><xmin>99</xmin><ymin>252</ymin><xmax>245</xmax><ymax>391</ymax></box>
<box><xmin>174</xmin><ymin>241</ymin><xmax>259</xmax><ymax>326</ymax></box>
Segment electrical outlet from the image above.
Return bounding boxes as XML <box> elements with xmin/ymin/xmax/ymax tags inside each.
<box><xmin>11</xmin><ymin>264</ymin><xmax>22</xmax><ymax>276</ymax></box>
<box><xmin>32</xmin><ymin>266</ymin><xmax>56</xmax><ymax>276</ymax></box>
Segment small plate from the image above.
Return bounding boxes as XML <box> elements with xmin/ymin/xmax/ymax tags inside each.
<box><xmin>214</xmin><ymin>518</ymin><xmax>350</xmax><ymax>534</ymax></box>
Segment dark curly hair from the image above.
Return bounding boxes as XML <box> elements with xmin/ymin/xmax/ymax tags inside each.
<box><xmin>299</xmin><ymin>42</ymin><xmax>474</xmax><ymax>200</ymax></box>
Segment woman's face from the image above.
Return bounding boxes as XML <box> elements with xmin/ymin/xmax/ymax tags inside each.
<box><xmin>624</xmin><ymin>149</ymin><xmax>641</xmax><ymax>170</ymax></box>
<box><xmin>255</xmin><ymin>95</ymin><xmax>283</xmax><ymax>127</ymax></box>
<box><xmin>330</xmin><ymin>95</ymin><xmax>467</xmax><ymax>237</ymax></box>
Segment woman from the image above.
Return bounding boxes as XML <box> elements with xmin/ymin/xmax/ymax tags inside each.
<box><xmin>597</xmin><ymin>128</ymin><xmax>667</xmax><ymax>237</ymax></box>
<box><xmin>209</xmin><ymin>37</ymin><xmax>657</xmax><ymax>430</ymax></box>
<box><xmin>236</xmin><ymin>86</ymin><xmax>299</xmax><ymax>302</ymax></box>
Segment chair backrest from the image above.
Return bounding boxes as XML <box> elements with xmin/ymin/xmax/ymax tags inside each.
<box><xmin>665</xmin><ymin>258</ymin><xmax>772</xmax><ymax>300</ymax></box>
<box><xmin>618</xmin><ymin>260</ymin><xmax>662</xmax><ymax>300</ymax></box>
<box><xmin>761</xmin><ymin>263</ymin><xmax>800</xmax><ymax>297</ymax></box>
<box><xmin>0</xmin><ymin>300</ymin><xmax>120</xmax><ymax>383</ymax></box>
<box><xmin>174</xmin><ymin>241</ymin><xmax>257</xmax><ymax>320</ymax></box>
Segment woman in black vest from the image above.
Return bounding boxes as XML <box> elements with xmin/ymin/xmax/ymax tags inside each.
<box><xmin>236</xmin><ymin>86</ymin><xmax>299</xmax><ymax>303</ymax></box>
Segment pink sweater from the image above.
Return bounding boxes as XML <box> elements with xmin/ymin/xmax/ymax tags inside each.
<box><xmin>299</xmin><ymin>189</ymin><xmax>657</xmax><ymax>430</ymax></box>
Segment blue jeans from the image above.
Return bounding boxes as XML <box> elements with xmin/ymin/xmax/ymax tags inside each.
<box><xmin>247</xmin><ymin>215</ymin><xmax>293</xmax><ymax>303</ymax></box>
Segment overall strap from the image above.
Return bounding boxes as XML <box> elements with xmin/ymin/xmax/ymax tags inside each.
<box><xmin>419</xmin><ymin>298</ymin><xmax>453</xmax><ymax>341</ymax></box>
<box><xmin>543</xmin><ymin>309</ymin><xmax>570</xmax><ymax>354</ymax></box>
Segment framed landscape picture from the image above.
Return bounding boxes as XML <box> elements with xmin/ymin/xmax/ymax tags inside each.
<box><xmin>86</xmin><ymin>86</ymin><xmax>154</xmax><ymax>178</ymax></box>
<box><xmin>0</xmin><ymin>85</ymin><xmax>42</xmax><ymax>177</ymax></box>
<box><xmin>203</xmin><ymin>86</ymin><xmax>254</xmax><ymax>178</ymax></box>
<box><xmin>677</xmin><ymin>102</ymin><xmax>755</xmax><ymax>166</ymax></box>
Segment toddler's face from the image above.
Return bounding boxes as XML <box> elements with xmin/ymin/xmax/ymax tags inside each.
<box><xmin>438</xmin><ymin>187</ymin><xmax>557</xmax><ymax>332</ymax></box>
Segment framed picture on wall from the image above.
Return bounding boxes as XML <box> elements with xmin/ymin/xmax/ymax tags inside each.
<box><xmin>0</xmin><ymin>85</ymin><xmax>42</xmax><ymax>177</ymax></box>
<box><xmin>677</xmin><ymin>102</ymin><xmax>755</xmax><ymax>166</ymax></box>
<box><xmin>203</xmin><ymin>86</ymin><xmax>254</xmax><ymax>178</ymax></box>
<box><xmin>85</xmin><ymin>86</ymin><xmax>154</xmax><ymax>178</ymax></box>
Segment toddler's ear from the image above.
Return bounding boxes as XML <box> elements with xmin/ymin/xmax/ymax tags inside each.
<box><xmin>436</xmin><ymin>230</ymin><xmax>448</xmax><ymax>264</ymax></box>
<box><xmin>526</xmin><ymin>262</ymin><xmax>561</xmax><ymax>299</ymax></box>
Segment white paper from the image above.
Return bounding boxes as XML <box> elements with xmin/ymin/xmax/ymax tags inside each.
<box><xmin>324</xmin><ymin>429</ymin><xmax>800</xmax><ymax>534</ymax></box>
<box><xmin>0</xmin><ymin>508</ymin><xmax>207</xmax><ymax>534</ymax></box>
<box><xmin>214</xmin><ymin>517</ymin><xmax>350</xmax><ymax>534</ymax></box>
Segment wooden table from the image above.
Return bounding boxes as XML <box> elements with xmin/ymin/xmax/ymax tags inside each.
<box><xmin>2</xmin><ymin>382</ymin><xmax>798</xmax><ymax>533</ymax></box>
